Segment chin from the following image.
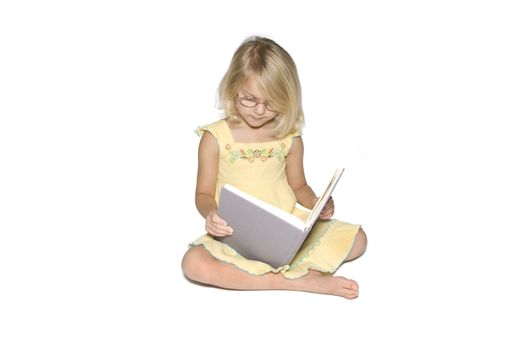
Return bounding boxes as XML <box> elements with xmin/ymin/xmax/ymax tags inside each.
<box><xmin>246</xmin><ymin>116</ymin><xmax>266</xmax><ymax>127</ymax></box>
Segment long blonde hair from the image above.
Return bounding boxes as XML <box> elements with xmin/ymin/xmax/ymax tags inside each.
<box><xmin>218</xmin><ymin>36</ymin><xmax>304</xmax><ymax>138</ymax></box>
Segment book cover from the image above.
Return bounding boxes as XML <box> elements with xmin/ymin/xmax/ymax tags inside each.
<box><xmin>217</xmin><ymin>169</ymin><xmax>344</xmax><ymax>268</ymax></box>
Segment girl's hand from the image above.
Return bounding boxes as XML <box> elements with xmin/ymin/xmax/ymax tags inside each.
<box><xmin>319</xmin><ymin>196</ymin><xmax>335</xmax><ymax>220</ymax></box>
<box><xmin>205</xmin><ymin>210</ymin><xmax>234</xmax><ymax>237</ymax></box>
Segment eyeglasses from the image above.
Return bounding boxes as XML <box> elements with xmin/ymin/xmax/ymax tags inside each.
<box><xmin>237</xmin><ymin>95</ymin><xmax>277</xmax><ymax>113</ymax></box>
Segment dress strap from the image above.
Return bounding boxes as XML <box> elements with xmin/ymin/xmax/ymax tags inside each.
<box><xmin>282</xmin><ymin>128</ymin><xmax>302</xmax><ymax>154</ymax></box>
<box><xmin>195</xmin><ymin>119</ymin><xmax>234</xmax><ymax>149</ymax></box>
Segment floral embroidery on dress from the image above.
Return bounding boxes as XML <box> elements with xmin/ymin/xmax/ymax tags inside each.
<box><xmin>227</xmin><ymin>144</ymin><xmax>286</xmax><ymax>163</ymax></box>
<box><xmin>241</xmin><ymin>148</ymin><xmax>273</xmax><ymax>162</ymax></box>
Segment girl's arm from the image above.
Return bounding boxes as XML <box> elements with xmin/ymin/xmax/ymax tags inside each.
<box><xmin>285</xmin><ymin>136</ymin><xmax>335</xmax><ymax>219</ymax></box>
<box><xmin>285</xmin><ymin>136</ymin><xmax>317</xmax><ymax>209</ymax></box>
<box><xmin>195</xmin><ymin>132</ymin><xmax>233</xmax><ymax>236</ymax></box>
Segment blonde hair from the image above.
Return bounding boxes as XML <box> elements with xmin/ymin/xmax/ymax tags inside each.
<box><xmin>218</xmin><ymin>36</ymin><xmax>304</xmax><ymax>138</ymax></box>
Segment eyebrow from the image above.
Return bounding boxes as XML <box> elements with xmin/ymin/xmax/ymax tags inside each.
<box><xmin>240</xmin><ymin>89</ymin><xmax>263</xmax><ymax>100</ymax></box>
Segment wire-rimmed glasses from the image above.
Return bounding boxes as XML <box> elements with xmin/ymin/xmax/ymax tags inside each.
<box><xmin>237</xmin><ymin>95</ymin><xmax>277</xmax><ymax>113</ymax></box>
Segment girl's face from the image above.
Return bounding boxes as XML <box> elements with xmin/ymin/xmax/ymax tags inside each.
<box><xmin>235</xmin><ymin>76</ymin><xmax>279</xmax><ymax>129</ymax></box>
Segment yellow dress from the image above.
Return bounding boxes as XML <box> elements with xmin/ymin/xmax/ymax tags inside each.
<box><xmin>190</xmin><ymin>119</ymin><xmax>360</xmax><ymax>279</ymax></box>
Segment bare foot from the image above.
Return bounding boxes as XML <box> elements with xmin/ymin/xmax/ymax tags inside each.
<box><xmin>183</xmin><ymin>246</ymin><xmax>360</xmax><ymax>299</ymax></box>
<box><xmin>300</xmin><ymin>271</ymin><xmax>359</xmax><ymax>300</ymax></box>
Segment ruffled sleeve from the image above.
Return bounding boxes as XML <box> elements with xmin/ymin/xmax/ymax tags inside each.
<box><xmin>288</xmin><ymin>128</ymin><xmax>302</xmax><ymax>138</ymax></box>
<box><xmin>283</xmin><ymin>128</ymin><xmax>302</xmax><ymax>155</ymax></box>
<box><xmin>194</xmin><ymin>119</ymin><xmax>231</xmax><ymax>150</ymax></box>
<box><xmin>194</xmin><ymin>124</ymin><xmax>213</xmax><ymax>137</ymax></box>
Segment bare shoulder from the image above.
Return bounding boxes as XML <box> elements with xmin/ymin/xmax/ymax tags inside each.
<box><xmin>196</xmin><ymin>131</ymin><xmax>219</xmax><ymax>195</ymax></box>
<box><xmin>288</xmin><ymin>135</ymin><xmax>304</xmax><ymax>156</ymax></box>
<box><xmin>285</xmin><ymin>135</ymin><xmax>306</xmax><ymax>189</ymax></box>
<box><xmin>199</xmin><ymin>130</ymin><xmax>219</xmax><ymax>154</ymax></box>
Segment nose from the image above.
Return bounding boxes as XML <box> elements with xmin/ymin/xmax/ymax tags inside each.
<box><xmin>254</xmin><ymin>103</ymin><xmax>266</xmax><ymax>115</ymax></box>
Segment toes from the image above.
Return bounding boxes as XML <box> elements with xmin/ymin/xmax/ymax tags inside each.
<box><xmin>340</xmin><ymin>278</ymin><xmax>359</xmax><ymax>291</ymax></box>
<box><xmin>346</xmin><ymin>291</ymin><xmax>359</xmax><ymax>299</ymax></box>
<box><xmin>342</xmin><ymin>279</ymin><xmax>359</xmax><ymax>299</ymax></box>
<box><xmin>342</xmin><ymin>288</ymin><xmax>359</xmax><ymax>299</ymax></box>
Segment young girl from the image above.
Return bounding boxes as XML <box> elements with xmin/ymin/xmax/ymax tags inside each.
<box><xmin>181</xmin><ymin>36</ymin><xmax>367</xmax><ymax>300</ymax></box>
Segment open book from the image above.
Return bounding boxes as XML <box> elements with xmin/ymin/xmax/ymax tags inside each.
<box><xmin>216</xmin><ymin>168</ymin><xmax>345</xmax><ymax>268</ymax></box>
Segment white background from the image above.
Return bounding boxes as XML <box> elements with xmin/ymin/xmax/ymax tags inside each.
<box><xmin>1</xmin><ymin>0</ymin><xmax>522</xmax><ymax>349</ymax></box>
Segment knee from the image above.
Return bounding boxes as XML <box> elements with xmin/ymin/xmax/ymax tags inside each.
<box><xmin>357</xmin><ymin>228</ymin><xmax>368</xmax><ymax>254</ymax></box>
<box><xmin>347</xmin><ymin>227</ymin><xmax>367</xmax><ymax>261</ymax></box>
<box><xmin>181</xmin><ymin>246</ymin><xmax>213</xmax><ymax>283</ymax></box>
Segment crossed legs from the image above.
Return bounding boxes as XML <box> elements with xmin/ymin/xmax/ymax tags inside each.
<box><xmin>181</xmin><ymin>228</ymin><xmax>367</xmax><ymax>300</ymax></box>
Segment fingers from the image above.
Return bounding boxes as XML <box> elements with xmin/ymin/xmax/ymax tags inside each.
<box><xmin>319</xmin><ymin>197</ymin><xmax>335</xmax><ymax>220</ymax></box>
<box><xmin>319</xmin><ymin>210</ymin><xmax>334</xmax><ymax>220</ymax></box>
<box><xmin>206</xmin><ymin>212</ymin><xmax>234</xmax><ymax>237</ymax></box>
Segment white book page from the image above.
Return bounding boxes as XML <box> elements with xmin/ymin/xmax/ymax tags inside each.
<box><xmin>305</xmin><ymin>168</ymin><xmax>345</xmax><ymax>229</ymax></box>
<box><xmin>223</xmin><ymin>185</ymin><xmax>306</xmax><ymax>230</ymax></box>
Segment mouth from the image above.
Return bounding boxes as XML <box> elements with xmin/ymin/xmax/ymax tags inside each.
<box><xmin>248</xmin><ymin>115</ymin><xmax>265</xmax><ymax>122</ymax></box>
